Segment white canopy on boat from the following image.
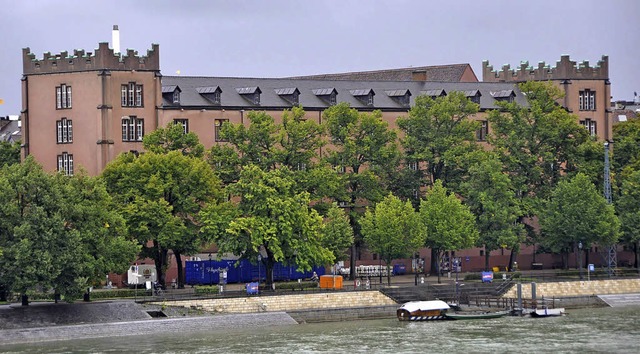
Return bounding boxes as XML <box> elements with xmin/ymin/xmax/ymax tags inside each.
<box><xmin>399</xmin><ymin>300</ymin><xmax>450</xmax><ymax>312</ymax></box>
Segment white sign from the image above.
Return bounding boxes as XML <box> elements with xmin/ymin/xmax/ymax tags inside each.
<box><xmin>588</xmin><ymin>264</ymin><xmax>595</xmax><ymax>272</ymax></box>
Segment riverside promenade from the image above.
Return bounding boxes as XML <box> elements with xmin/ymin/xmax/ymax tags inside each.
<box><xmin>2</xmin><ymin>272</ymin><xmax>640</xmax><ymax>345</ymax></box>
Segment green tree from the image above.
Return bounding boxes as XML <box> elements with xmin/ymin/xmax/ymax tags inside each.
<box><xmin>419</xmin><ymin>180</ymin><xmax>478</xmax><ymax>283</ymax></box>
<box><xmin>323</xmin><ymin>102</ymin><xmax>399</xmax><ymax>279</ymax></box>
<box><xmin>397</xmin><ymin>92</ymin><xmax>481</xmax><ymax>190</ymax></box>
<box><xmin>461</xmin><ymin>154</ymin><xmax>523</xmax><ymax>270</ymax></box>
<box><xmin>201</xmin><ymin>165</ymin><xmax>334</xmax><ymax>289</ymax></box>
<box><xmin>207</xmin><ymin>107</ymin><xmax>340</xmax><ymax>201</ymax></box>
<box><xmin>319</xmin><ymin>204</ymin><xmax>354</xmax><ymax>263</ymax></box>
<box><xmin>101</xmin><ymin>151</ymin><xmax>223</xmax><ymax>288</ymax></box>
<box><xmin>616</xmin><ymin>168</ymin><xmax>640</xmax><ymax>268</ymax></box>
<box><xmin>0</xmin><ymin>157</ymin><xmax>137</xmax><ymax>303</ymax></box>
<box><xmin>360</xmin><ymin>194</ymin><xmax>425</xmax><ymax>285</ymax></box>
<box><xmin>539</xmin><ymin>173</ymin><xmax>621</xmax><ymax>270</ymax></box>
<box><xmin>396</xmin><ymin>92</ymin><xmax>481</xmax><ymax>271</ymax></box>
<box><xmin>487</xmin><ymin>81</ymin><xmax>590</xmax><ymax>269</ymax></box>
<box><xmin>143</xmin><ymin>122</ymin><xmax>205</xmax><ymax>158</ymax></box>
<box><xmin>0</xmin><ymin>141</ymin><xmax>20</xmax><ymax>167</ymax></box>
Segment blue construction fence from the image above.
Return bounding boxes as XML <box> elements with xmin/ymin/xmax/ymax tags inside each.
<box><xmin>185</xmin><ymin>259</ymin><xmax>326</xmax><ymax>285</ymax></box>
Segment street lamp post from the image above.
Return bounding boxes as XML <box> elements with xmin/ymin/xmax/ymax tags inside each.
<box><xmin>208</xmin><ymin>253</ymin><xmax>212</xmax><ymax>285</ymax></box>
<box><xmin>578</xmin><ymin>242</ymin><xmax>583</xmax><ymax>280</ymax></box>
<box><xmin>414</xmin><ymin>253</ymin><xmax>419</xmax><ymax>286</ymax></box>
<box><xmin>258</xmin><ymin>254</ymin><xmax>262</xmax><ymax>284</ymax></box>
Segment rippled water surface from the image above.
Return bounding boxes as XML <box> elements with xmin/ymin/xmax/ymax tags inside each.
<box><xmin>3</xmin><ymin>306</ymin><xmax>640</xmax><ymax>353</ymax></box>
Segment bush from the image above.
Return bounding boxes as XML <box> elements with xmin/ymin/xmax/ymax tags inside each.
<box><xmin>194</xmin><ymin>285</ymin><xmax>219</xmax><ymax>295</ymax></box>
<box><xmin>277</xmin><ymin>281</ymin><xmax>317</xmax><ymax>290</ymax></box>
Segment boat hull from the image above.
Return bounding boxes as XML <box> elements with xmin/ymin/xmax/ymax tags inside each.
<box><xmin>530</xmin><ymin>308</ymin><xmax>565</xmax><ymax>318</ymax></box>
<box><xmin>397</xmin><ymin>300</ymin><xmax>451</xmax><ymax>321</ymax></box>
<box><xmin>445</xmin><ymin>310</ymin><xmax>510</xmax><ymax>320</ymax></box>
<box><xmin>397</xmin><ymin>309</ymin><xmax>448</xmax><ymax>321</ymax></box>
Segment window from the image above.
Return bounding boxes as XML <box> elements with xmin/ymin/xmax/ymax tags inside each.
<box><xmin>476</xmin><ymin>120</ymin><xmax>488</xmax><ymax>141</ymax></box>
<box><xmin>296</xmin><ymin>162</ymin><xmax>307</xmax><ymax>171</ymax></box>
<box><xmin>408</xmin><ymin>161</ymin><xmax>418</xmax><ymax>171</ymax></box>
<box><xmin>121</xmin><ymin>82</ymin><xmax>144</xmax><ymax>107</ymax></box>
<box><xmin>412</xmin><ymin>189</ymin><xmax>419</xmax><ymax>199</ymax></box>
<box><xmin>579</xmin><ymin>90</ymin><xmax>596</xmax><ymax>111</ymax></box>
<box><xmin>172</xmin><ymin>90</ymin><xmax>180</xmax><ymax>104</ymax></box>
<box><xmin>121</xmin><ymin>116</ymin><xmax>144</xmax><ymax>141</ymax></box>
<box><xmin>56</xmin><ymin>118</ymin><xmax>73</xmax><ymax>144</ymax></box>
<box><xmin>236</xmin><ymin>87</ymin><xmax>261</xmax><ymax>105</ymax></box>
<box><xmin>56</xmin><ymin>84</ymin><xmax>72</xmax><ymax>109</ymax></box>
<box><xmin>580</xmin><ymin>119</ymin><xmax>597</xmax><ymax>136</ymax></box>
<box><xmin>215</xmin><ymin>119</ymin><xmax>229</xmax><ymax>142</ymax></box>
<box><xmin>174</xmin><ymin>119</ymin><xmax>189</xmax><ymax>134</ymax></box>
<box><xmin>57</xmin><ymin>152</ymin><xmax>73</xmax><ymax>176</ymax></box>
<box><xmin>213</xmin><ymin>90</ymin><xmax>221</xmax><ymax>104</ymax></box>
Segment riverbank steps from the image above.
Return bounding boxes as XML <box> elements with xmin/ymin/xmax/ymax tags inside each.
<box><xmin>149</xmin><ymin>290</ymin><xmax>396</xmax><ymax>314</ymax></box>
<box><xmin>502</xmin><ymin>278</ymin><xmax>640</xmax><ymax>298</ymax></box>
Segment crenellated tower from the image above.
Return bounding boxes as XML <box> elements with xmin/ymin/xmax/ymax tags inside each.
<box><xmin>482</xmin><ymin>55</ymin><xmax>611</xmax><ymax>142</ymax></box>
<box><xmin>21</xmin><ymin>42</ymin><xmax>161</xmax><ymax>176</ymax></box>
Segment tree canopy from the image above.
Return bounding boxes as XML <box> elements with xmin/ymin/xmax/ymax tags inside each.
<box><xmin>461</xmin><ymin>153</ymin><xmax>524</xmax><ymax>270</ymax></box>
<box><xmin>201</xmin><ymin>165</ymin><xmax>336</xmax><ymax>288</ymax></box>
<box><xmin>360</xmin><ymin>193</ymin><xmax>425</xmax><ymax>285</ymax></box>
<box><xmin>419</xmin><ymin>180</ymin><xmax>478</xmax><ymax>282</ymax></box>
<box><xmin>539</xmin><ymin>173</ymin><xmax>621</xmax><ymax>267</ymax></box>
<box><xmin>143</xmin><ymin>122</ymin><xmax>205</xmax><ymax>158</ymax></box>
<box><xmin>0</xmin><ymin>157</ymin><xmax>138</xmax><ymax>302</ymax></box>
<box><xmin>0</xmin><ymin>141</ymin><xmax>20</xmax><ymax>168</ymax></box>
<box><xmin>322</xmin><ymin>102</ymin><xmax>399</xmax><ymax>279</ymax></box>
<box><xmin>101</xmin><ymin>151</ymin><xmax>223</xmax><ymax>288</ymax></box>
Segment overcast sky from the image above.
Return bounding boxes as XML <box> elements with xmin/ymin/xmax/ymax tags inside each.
<box><xmin>1</xmin><ymin>0</ymin><xmax>638</xmax><ymax>116</ymax></box>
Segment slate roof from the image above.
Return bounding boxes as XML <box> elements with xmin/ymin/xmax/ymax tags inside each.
<box><xmin>160</xmin><ymin>76</ymin><xmax>527</xmax><ymax>111</ymax></box>
<box><xmin>287</xmin><ymin>64</ymin><xmax>476</xmax><ymax>82</ymax></box>
<box><xmin>0</xmin><ymin>119</ymin><xmax>21</xmax><ymax>142</ymax></box>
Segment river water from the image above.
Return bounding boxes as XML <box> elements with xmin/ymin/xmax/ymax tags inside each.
<box><xmin>2</xmin><ymin>305</ymin><xmax>639</xmax><ymax>353</ymax></box>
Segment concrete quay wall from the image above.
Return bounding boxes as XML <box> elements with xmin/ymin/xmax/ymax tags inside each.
<box><xmin>502</xmin><ymin>278</ymin><xmax>640</xmax><ymax>298</ymax></box>
<box><xmin>155</xmin><ymin>290</ymin><xmax>396</xmax><ymax>315</ymax></box>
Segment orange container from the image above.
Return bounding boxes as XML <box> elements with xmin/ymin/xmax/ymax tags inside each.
<box><xmin>319</xmin><ymin>275</ymin><xmax>343</xmax><ymax>289</ymax></box>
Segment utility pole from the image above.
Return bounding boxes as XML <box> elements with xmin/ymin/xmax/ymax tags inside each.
<box><xmin>603</xmin><ymin>141</ymin><xmax>617</xmax><ymax>277</ymax></box>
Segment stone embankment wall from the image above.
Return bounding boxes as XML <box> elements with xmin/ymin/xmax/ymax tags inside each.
<box><xmin>157</xmin><ymin>290</ymin><xmax>396</xmax><ymax>314</ymax></box>
<box><xmin>502</xmin><ymin>279</ymin><xmax>640</xmax><ymax>298</ymax></box>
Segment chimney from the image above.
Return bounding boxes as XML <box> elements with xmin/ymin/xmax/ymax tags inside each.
<box><xmin>112</xmin><ymin>25</ymin><xmax>120</xmax><ymax>54</ymax></box>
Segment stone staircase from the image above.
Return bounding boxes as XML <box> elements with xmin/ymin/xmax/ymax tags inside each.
<box><xmin>502</xmin><ymin>279</ymin><xmax>640</xmax><ymax>298</ymax></box>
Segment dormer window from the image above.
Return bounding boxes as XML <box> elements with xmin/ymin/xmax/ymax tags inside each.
<box><xmin>462</xmin><ymin>90</ymin><xmax>481</xmax><ymax>104</ymax></box>
<box><xmin>197</xmin><ymin>86</ymin><xmax>222</xmax><ymax>105</ymax></box>
<box><xmin>421</xmin><ymin>89</ymin><xmax>446</xmax><ymax>99</ymax></box>
<box><xmin>385</xmin><ymin>89</ymin><xmax>412</xmax><ymax>106</ymax></box>
<box><xmin>312</xmin><ymin>88</ymin><xmax>338</xmax><ymax>106</ymax></box>
<box><xmin>350</xmin><ymin>89</ymin><xmax>375</xmax><ymax>107</ymax></box>
<box><xmin>161</xmin><ymin>85</ymin><xmax>181</xmax><ymax>106</ymax></box>
<box><xmin>491</xmin><ymin>90</ymin><xmax>515</xmax><ymax>103</ymax></box>
<box><xmin>236</xmin><ymin>87</ymin><xmax>261</xmax><ymax>105</ymax></box>
<box><xmin>275</xmin><ymin>87</ymin><xmax>300</xmax><ymax>105</ymax></box>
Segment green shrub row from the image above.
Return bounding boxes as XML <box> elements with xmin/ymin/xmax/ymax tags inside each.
<box><xmin>277</xmin><ymin>281</ymin><xmax>317</xmax><ymax>290</ymax></box>
<box><xmin>194</xmin><ymin>285</ymin><xmax>219</xmax><ymax>294</ymax></box>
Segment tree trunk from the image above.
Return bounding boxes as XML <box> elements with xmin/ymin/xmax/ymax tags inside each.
<box><xmin>635</xmin><ymin>241</ymin><xmax>639</xmax><ymax>270</ymax></box>
<box><xmin>174</xmin><ymin>251</ymin><xmax>184</xmax><ymax>289</ymax></box>
<box><xmin>153</xmin><ymin>240</ymin><xmax>169</xmax><ymax>288</ymax></box>
<box><xmin>265</xmin><ymin>257</ymin><xmax>275</xmax><ymax>291</ymax></box>
<box><xmin>484</xmin><ymin>249</ymin><xmax>490</xmax><ymax>271</ymax></box>
<box><xmin>508</xmin><ymin>245</ymin><xmax>519</xmax><ymax>271</ymax></box>
<box><xmin>430</xmin><ymin>248</ymin><xmax>438</xmax><ymax>277</ymax></box>
<box><xmin>435</xmin><ymin>250</ymin><xmax>442</xmax><ymax>284</ymax></box>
